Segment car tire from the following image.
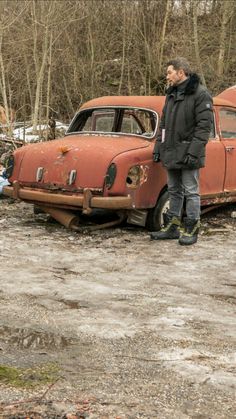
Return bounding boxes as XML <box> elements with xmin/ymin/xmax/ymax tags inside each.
<box><xmin>146</xmin><ymin>190</ymin><xmax>170</xmax><ymax>231</ymax></box>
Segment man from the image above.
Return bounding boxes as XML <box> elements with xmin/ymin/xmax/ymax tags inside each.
<box><xmin>151</xmin><ymin>57</ymin><xmax>213</xmax><ymax>245</ymax></box>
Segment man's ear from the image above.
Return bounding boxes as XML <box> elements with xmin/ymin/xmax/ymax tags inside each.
<box><xmin>179</xmin><ymin>69</ymin><xmax>185</xmax><ymax>78</ymax></box>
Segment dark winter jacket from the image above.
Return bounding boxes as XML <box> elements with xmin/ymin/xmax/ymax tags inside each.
<box><xmin>154</xmin><ymin>73</ymin><xmax>213</xmax><ymax>169</ymax></box>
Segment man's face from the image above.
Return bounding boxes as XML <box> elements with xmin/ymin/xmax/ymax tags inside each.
<box><xmin>166</xmin><ymin>65</ymin><xmax>186</xmax><ymax>87</ymax></box>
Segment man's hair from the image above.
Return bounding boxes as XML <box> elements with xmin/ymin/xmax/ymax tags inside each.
<box><xmin>167</xmin><ymin>57</ymin><xmax>191</xmax><ymax>76</ymax></box>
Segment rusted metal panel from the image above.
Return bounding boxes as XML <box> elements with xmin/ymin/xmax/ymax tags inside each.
<box><xmin>3</xmin><ymin>185</ymin><xmax>133</xmax><ymax>210</ymax></box>
<box><xmin>40</xmin><ymin>206</ymin><xmax>80</xmax><ymax>229</ymax></box>
<box><xmin>13</xmin><ymin>134</ymin><xmax>150</xmax><ymax>190</ymax></box>
<box><xmin>80</xmin><ymin>96</ymin><xmax>166</xmax><ymax>114</ymax></box>
<box><xmin>199</xmin><ymin>141</ymin><xmax>225</xmax><ymax>195</ymax></box>
<box><xmin>216</xmin><ymin>86</ymin><xmax>236</xmax><ymax>106</ymax></box>
<box><xmin>201</xmin><ymin>194</ymin><xmax>236</xmax><ymax>206</ymax></box>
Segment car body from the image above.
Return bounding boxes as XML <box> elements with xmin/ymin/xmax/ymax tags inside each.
<box><xmin>3</xmin><ymin>87</ymin><xmax>236</xmax><ymax>230</ymax></box>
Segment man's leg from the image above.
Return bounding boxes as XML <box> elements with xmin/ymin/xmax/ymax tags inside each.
<box><xmin>167</xmin><ymin>169</ymin><xmax>184</xmax><ymax>217</ymax></box>
<box><xmin>179</xmin><ymin>169</ymin><xmax>200</xmax><ymax>245</ymax></box>
<box><xmin>150</xmin><ymin>169</ymin><xmax>182</xmax><ymax>240</ymax></box>
<box><xmin>182</xmin><ymin>169</ymin><xmax>200</xmax><ymax>219</ymax></box>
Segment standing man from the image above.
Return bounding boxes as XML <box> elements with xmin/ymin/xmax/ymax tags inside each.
<box><xmin>151</xmin><ymin>57</ymin><xmax>213</xmax><ymax>245</ymax></box>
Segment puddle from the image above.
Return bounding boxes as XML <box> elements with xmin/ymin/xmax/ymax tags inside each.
<box><xmin>0</xmin><ymin>326</ymin><xmax>75</xmax><ymax>349</ymax></box>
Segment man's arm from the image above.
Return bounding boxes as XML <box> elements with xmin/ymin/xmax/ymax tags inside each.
<box><xmin>187</xmin><ymin>90</ymin><xmax>213</xmax><ymax>158</ymax></box>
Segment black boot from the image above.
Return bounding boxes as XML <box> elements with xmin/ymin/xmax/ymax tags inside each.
<box><xmin>150</xmin><ymin>213</ymin><xmax>180</xmax><ymax>240</ymax></box>
<box><xmin>179</xmin><ymin>218</ymin><xmax>200</xmax><ymax>246</ymax></box>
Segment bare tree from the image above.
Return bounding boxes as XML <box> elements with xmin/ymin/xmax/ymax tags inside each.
<box><xmin>158</xmin><ymin>0</ymin><xmax>171</xmax><ymax>76</ymax></box>
<box><xmin>192</xmin><ymin>1</ymin><xmax>206</xmax><ymax>86</ymax></box>
<box><xmin>0</xmin><ymin>0</ymin><xmax>236</xmax><ymax>127</ymax></box>
<box><xmin>217</xmin><ymin>0</ymin><xmax>234</xmax><ymax>77</ymax></box>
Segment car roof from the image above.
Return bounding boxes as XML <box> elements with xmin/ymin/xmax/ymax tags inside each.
<box><xmin>215</xmin><ymin>85</ymin><xmax>236</xmax><ymax>105</ymax></box>
<box><xmin>79</xmin><ymin>95</ymin><xmax>235</xmax><ymax>113</ymax></box>
<box><xmin>213</xmin><ymin>97</ymin><xmax>235</xmax><ymax>107</ymax></box>
<box><xmin>80</xmin><ymin>96</ymin><xmax>166</xmax><ymax>113</ymax></box>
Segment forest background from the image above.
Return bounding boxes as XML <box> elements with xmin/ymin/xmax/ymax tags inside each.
<box><xmin>0</xmin><ymin>0</ymin><xmax>235</xmax><ymax>131</ymax></box>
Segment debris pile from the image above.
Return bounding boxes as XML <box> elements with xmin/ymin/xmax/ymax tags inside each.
<box><xmin>12</xmin><ymin>121</ymin><xmax>69</xmax><ymax>143</ymax></box>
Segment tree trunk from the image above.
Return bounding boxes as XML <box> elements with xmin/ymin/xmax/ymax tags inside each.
<box><xmin>24</xmin><ymin>54</ymin><xmax>33</xmax><ymax>112</ymax></box>
<box><xmin>192</xmin><ymin>2</ymin><xmax>206</xmax><ymax>86</ymax></box>
<box><xmin>217</xmin><ymin>1</ymin><xmax>233</xmax><ymax>77</ymax></box>
<box><xmin>88</xmin><ymin>23</ymin><xmax>95</xmax><ymax>98</ymax></box>
<box><xmin>32</xmin><ymin>23</ymin><xmax>49</xmax><ymax>133</ymax></box>
<box><xmin>158</xmin><ymin>0</ymin><xmax>171</xmax><ymax>76</ymax></box>
<box><xmin>46</xmin><ymin>31</ymin><xmax>53</xmax><ymax>139</ymax></box>
<box><xmin>0</xmin><ymin>30</ymin><xmax>10</xmax><ymax>129</ymax></box>
<box><xmin>118</xmin><ymin>5</ymin><xmax>126</xmax><ymax>95</ymax></box>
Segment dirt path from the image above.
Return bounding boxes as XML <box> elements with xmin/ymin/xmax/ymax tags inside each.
<box><xmin>0</xmin><ymin>199</ymin><xmax>235</xmax><ymax>418</ymax></box>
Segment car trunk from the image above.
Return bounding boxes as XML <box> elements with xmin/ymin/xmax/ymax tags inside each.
<box><xmin>15</xmin><ymin>134</ymin><xmax>150</xmax><ymax>190</ymax></box>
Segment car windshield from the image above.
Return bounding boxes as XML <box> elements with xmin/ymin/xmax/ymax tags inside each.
<box><xmin>67</xmin><ymin>107</ymin><xmax>157</xmax><ymax>139</ymax></box>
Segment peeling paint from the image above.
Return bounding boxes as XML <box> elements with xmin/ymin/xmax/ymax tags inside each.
<box><xmin>139</xmin><ymin>165</ymin><xmax>149</xmax><ymax>185</ymax></box>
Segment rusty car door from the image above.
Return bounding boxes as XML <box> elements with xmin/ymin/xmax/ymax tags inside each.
<box><xmin>218</xmin><ymin>106</ymin><xmax>236</xmax><ymax>191</ymax></box>
<box><xmin>200</xmin><ymin>111</ymin><xmax>225</xmax><ymax>196</ymax></box>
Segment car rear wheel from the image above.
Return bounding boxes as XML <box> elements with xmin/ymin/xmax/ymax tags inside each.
<box><xmin>146</xmin><ymin>190</ymin><xmax>170</xmax><ymax>231</ymax></box>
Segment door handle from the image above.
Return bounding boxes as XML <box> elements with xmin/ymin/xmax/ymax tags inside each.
<box><xmin>226</xmin><ymin>146</ymin><xmax>235</xmax><ymax>152</ymax></box>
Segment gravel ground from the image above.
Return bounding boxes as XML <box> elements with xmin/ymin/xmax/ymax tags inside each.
<box><xmin>0</xmin><ymin>199</ymin><xmax>235</xmax><ymax>419</ymax></box>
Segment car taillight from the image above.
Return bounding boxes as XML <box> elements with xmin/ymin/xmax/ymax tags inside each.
<box><xmin>5</xmin><ymin>155</ymin><xmax>14</xmax><ymax>179</ymax></box>
<box><xmin>105</xmin><ymin>163</ymin><xmax>117</xmax><ymax>189</ymax></box>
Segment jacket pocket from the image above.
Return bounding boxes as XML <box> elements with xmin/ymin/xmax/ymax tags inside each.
<box><xmin>159</xmin><ymin>141</ymin><xmax>166</xmax><ymax>159</ymax></box>
<box><xmin>176</xmin><ymin>141</ymin><xmax>190</xmax><ymax>164</ymax></box>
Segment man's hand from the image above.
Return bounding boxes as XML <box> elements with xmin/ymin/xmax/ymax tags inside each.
<box><xmin>153</xmin><ymin>152</ymin><xmax>160</xmax><ymax>163</ymax></box>
<box><xmin>184</xmin><ymin>154</ymin><xmax>198</xmax><ymax>169</ymax></box>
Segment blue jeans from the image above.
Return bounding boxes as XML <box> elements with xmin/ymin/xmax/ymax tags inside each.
<box><xmin>167</xmin><ymin>169</ymin><xmax>200</xmax><ymax>220</ymax></box>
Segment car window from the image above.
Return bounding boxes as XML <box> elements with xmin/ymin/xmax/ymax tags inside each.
<box><xmin>219</xmin><ymin>107</ymin><xmax>236</xmax><ymax>138</ymax></box>
<box><xmin>208</xmin><ymin>113</ymin><xmax>216</xmax><ymax>139</ymax></box>
<box><xmin>209</xmin><ymin>122</ymin><xmax>215</xmax><ymax>139</ymax></box>
<box><xmin>67</xmin><ymin>107</ymin><xmax>157</xmax><ymax>139</ymax></box>
<box><xmin>120</xmin><ymin>114</ymin><xmax>143</xmax><ymax>134</ymax></box>
<box><xmin>120</xmin><ymin>110</ymin><xmax>155</xmax><ymax>136</ymax></box>
<box><xmin>95</xmin><ymin>114</ymin><xmax>114</xmax><ymax>132</ymax></box>
<box><xmin>81</xmin><ymin>111</ymin><xmax>115</xmax><ymax>132</ymax></box>
<box><xmin>82</xmin><ymin>116</ymin><xmax>92</xmax><ymax>131</ymax></box>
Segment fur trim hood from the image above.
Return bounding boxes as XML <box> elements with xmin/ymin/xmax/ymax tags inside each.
<box><xmin>167</xmin><ymin>73</ymin><xmax>201</xmax><ymax>95</ymax></box>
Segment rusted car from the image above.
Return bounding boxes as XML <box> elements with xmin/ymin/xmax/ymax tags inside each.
<box><xmin>3</xmin><ymin>86</ymin><xmax>236</xmax><ymax>230</ymax></box>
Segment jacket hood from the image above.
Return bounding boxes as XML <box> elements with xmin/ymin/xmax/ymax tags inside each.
<box><xmin>166</xmin><ymin>73</ymin><xmax>201</xmax><ymax>96</ymax></box>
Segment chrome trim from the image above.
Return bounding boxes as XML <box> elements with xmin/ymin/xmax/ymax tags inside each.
<box><xmin>68</xmin><ymin>169</ymin><xmax>77</xmax><ymax>185</ymax></box>
<box><xmin>36</xmin><ymin>167</ymin><xmax>44</xmax><ymax>181</ymax></box>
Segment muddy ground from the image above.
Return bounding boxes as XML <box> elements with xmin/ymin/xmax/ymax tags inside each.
<box><xmin>0</xmin><ymin>198</ymin><xmax>235</xmax><ymax>419</ymax></box>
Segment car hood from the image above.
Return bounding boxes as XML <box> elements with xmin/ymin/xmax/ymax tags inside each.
<box><xmin>15</xmin><ymin>134</ymin><xmax>150</xmax><ymax>189</ymax></box>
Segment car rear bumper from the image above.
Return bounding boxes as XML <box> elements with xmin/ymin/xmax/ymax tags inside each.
<box><xmin>3</xmin><ymin>182</ymin><xmax>133</xmax><ymax>214</ymax></box>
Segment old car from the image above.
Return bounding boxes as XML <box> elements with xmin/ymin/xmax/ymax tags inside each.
<box><xmin>3</xmin><ymin>86</ymin><xmax>236</xmax><ymax>230</ymax></box>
